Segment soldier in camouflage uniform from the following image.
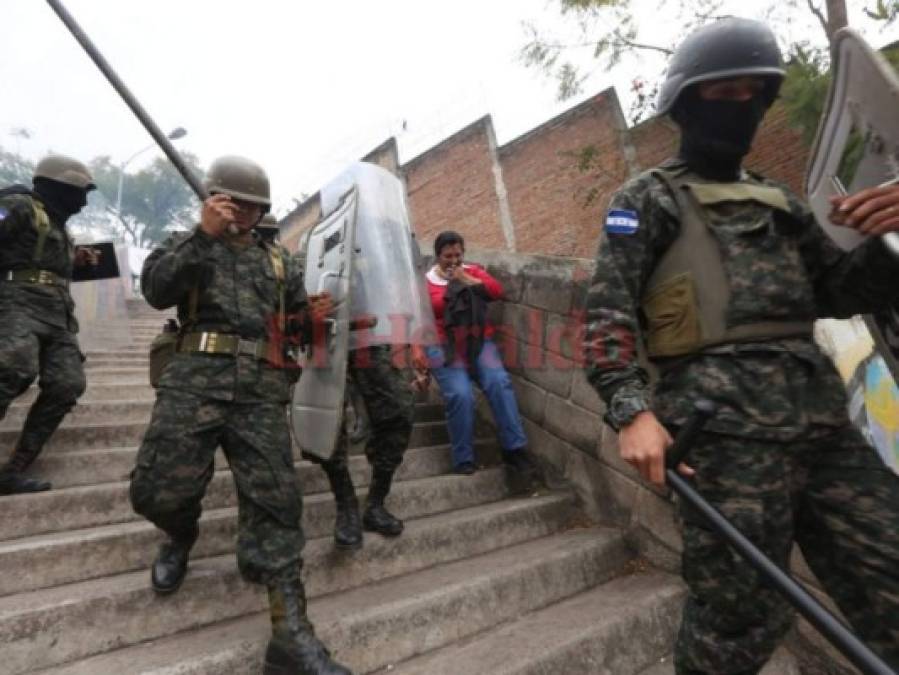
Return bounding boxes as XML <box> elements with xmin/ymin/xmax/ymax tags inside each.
<box><xmin>0</xmin><ymin>155</ymin><xmax>99</xmax><ymax>495</ymax></box>
<box><xmin>293</xmin><ymin>241</ymin><xmax>415</xmax><ymax>550</ymax></box>
<box><xmin>131</xmin><ymin>156</ymin><xmax>351</xmax><ymax>675</ymax></box>
<box><xmin>583</xmin><ymin>18</ymin><xmax>899</xmax><ymax>674</ymax></box>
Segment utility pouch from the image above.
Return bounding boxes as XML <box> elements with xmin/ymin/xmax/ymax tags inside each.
<box><xmin>149</xmin><ymin>319</ymin><xmax>180</xmax><ymax>388</ymax></box>
<box><xmin>148</xmin><ymin>288</ymin><xmax>198</xmax><ymax>388</ymax></box>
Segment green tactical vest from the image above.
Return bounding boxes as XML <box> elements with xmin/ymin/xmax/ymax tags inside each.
<box><xmin>641</xmin><ymin>167</ymin><xmax>815</xmax><ymax>360</ymax></box>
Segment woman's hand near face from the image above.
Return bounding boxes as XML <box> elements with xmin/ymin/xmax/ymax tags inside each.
<box><xmin>450</xmin><ymin>265</ymin><xmax>483</xmax><ymax>286</ymax></box>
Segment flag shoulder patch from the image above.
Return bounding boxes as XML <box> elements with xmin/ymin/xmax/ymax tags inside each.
<box><xmin>0</xmin><ymin>206</ymin><xmax>8</xmax><ymax>221</ymax></box>
<box><xmin>604</xmin><ymin>209</ymin><xmax>639</xmax><ymax>235</ymax></box>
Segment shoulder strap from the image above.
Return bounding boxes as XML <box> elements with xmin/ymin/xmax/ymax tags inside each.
<box><xmin>31</xmin><ymin>200</ymin><xmax>51</xmax><ymax>263</ymax></box>
<box><xmin>266</xmin><ymin>243</ymin><xmax>287</xmax><ymax>336</ymax></box>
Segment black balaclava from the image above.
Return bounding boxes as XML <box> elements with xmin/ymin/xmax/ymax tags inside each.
<box><xmin>32</xmin><ymin>177</ymin><xmax>89</xmax><ymax>222</ymax></box>
<box><xmin>671</xmin><ymin>87</ymin><xmax>769</xmax><ymax>181</ymax></box>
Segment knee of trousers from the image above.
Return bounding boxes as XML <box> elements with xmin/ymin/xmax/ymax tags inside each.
<box><xmin>40</xmin><ymin>372</ymin><xmax>87</xmax><ymax>407</ymax></box>
<box><xmin>0</xmin><ymin>364</ymin><xmax>40</xmax><ymax>398</ymax></box>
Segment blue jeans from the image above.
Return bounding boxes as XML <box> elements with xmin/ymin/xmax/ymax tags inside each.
<box><xmin>426</xmin><ymin>340</ymin><xmax>528</xmax><ymax>468</ymax></box>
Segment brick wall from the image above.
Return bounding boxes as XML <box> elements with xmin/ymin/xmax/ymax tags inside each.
<box><xmin>404</xmin><ymin>117</ymin><xmax>508</xmax><ymax>250</ymax></box>
<box><xmin>279</xmin><ymin>87</ymin><xmax>811</xmax><ymax>259</ymax></box>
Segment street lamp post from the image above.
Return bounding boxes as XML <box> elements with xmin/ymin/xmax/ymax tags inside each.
<box><xmin>115</xmin><ymin>126</ymin><xmax>187</xmax><ymax>214</ymax></box>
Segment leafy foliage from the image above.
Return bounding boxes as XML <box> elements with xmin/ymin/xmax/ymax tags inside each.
<box><xmin>0</xmin><ymin>145</ymin><xmax>203</xmax><ymax>247</ymax></box>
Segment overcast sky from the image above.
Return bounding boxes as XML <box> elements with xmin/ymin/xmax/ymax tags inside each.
<box><xmin>2</xmin><ymin>1</ymin><xmax>895</xmax><ymax>216</ymax></box>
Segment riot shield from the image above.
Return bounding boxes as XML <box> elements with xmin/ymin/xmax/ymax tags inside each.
<box><xmin>289</xmin><ymin>187</ymin><xmax>357</xmax><ymax>460</ymax></box>
<box><xmin>320</xmin><ymin>162</ymin><xmax>438</xmax><ymax>350</ymax></box>
<box><xmin>806</xmin><ymin>28</ymin><xmax>899</xmax><ymax>473</ymax></box>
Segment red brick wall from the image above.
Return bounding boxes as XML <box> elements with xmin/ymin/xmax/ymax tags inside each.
<box><xmin>500</xmin><ymin>91</ymin><xmax>631</xmax><ymax>258</ymax></box>
<box><xmin>404</xmin><ymin>117</ymin><xmax>507</xmax><ymax>249</ymax></box>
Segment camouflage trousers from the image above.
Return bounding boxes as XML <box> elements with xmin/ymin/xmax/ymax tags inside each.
<box><xmin>675</xmin><ymin>426</ymin><xmax>899</xmax><ymax>674</ymax></box>
<box><xmin>306</xmin><ymin>345</ymin><xmax>414</xmax><ymax>477</ymax></box>
<box><xmin>130</xmin><ymin>389</ymin><xmax>304</xmax><ymax>585</ymax></box>
<box><xmin>0</xmin><ymin>311</ymin><xmax>85</xmax><ymax>471</ymax></box>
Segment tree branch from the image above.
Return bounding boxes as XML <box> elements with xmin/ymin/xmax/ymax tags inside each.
<box><xmin>805</xmin><ymin>0</ymin><xmax>833</xmax><ymax>42</ymax></box>
<box><xmin>608</xmin><ymin>29</ymin><xmax>673</xmax><ymax>55</ymax></box>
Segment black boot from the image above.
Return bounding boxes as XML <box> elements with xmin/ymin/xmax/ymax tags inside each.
<box><xmin>362</xmin><ymin>469</ymin><xmax>403</xmax><ymax>537</ymax></box>
<box><xmin>264</xmin><ymin>578</ymin><xmax>353</xmax><ymax>675</ymax></box>
<box><xmin>324</xmin><ymin>466</ymin><xmax>362</xmax><ymax>550</ymax></box>
<box><xmin>151</xmin><ymin>526</ymin><xmax>198</xmax><ymax>595</ymax></box>
<box><xmin>0</xmin><ymin>445</ymin><xmax>52</xmax><ymax>495</ymax></box>
<box><xmin>503</xmin><ymin>449</ymin><xmax>542</xmax><ymax>494</ymax></box>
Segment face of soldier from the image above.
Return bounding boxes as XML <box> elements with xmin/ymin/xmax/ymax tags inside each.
<box><xmin>437</xmin><ymin>243</ymin><xmax>464</xmax><ymax>274</ymax></box>
<box><xmin>228</xmin><ymin>198</ymin><xmax>264</xmax><ymax>234</ymax></box>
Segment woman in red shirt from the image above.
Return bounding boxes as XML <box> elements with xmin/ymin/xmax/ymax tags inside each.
<box><xmin>422</xmin><ymin>231</ymin><xmax>535</xmax><ymax>480</ymax></box>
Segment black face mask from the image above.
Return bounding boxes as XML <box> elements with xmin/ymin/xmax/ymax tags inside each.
<box><xmin>32</xmin><ymin>177</ymin><xmax>89</xmax><ymax>220</ymax></box>
<box><xmin>673</xmin><ymin>94</ymin><xmax>768</xmax><ymax>180</ymax></box>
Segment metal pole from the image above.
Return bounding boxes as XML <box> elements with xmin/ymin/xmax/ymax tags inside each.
<box><xmin>45</xmin><ymin>0</ymin><xmax>206</xmax><ymax>202</ymax></box>
<box><xmin>668</xmin><ymin>406</ymin><xmax>896</xmax><ymax>675</ymax></box>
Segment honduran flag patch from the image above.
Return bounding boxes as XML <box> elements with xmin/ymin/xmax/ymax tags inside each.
<box><xmin>0</xmin><ymin>206</ymin><xmax>8</xmax><ymax>221</ymax></box>
<box><xmin>605</xmin><ymin>209</ymin><xmax>639</xmax><ymax>234</ymax></box>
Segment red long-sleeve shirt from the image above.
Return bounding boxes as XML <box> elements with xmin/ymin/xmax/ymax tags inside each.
<box><xmin>426</xmin><ymin>263</ymin><xmax>503</xmax><ymax>342</ymax></box>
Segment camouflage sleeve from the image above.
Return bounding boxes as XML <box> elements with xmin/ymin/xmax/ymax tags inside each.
<box><xmin>582</xmin><ymin>172</ymin><xmax>680</xmax><ymax>418</ymax></box>
<box><xmin>782</xmin><ymin>189</ymin><xmax>899</xmax><ymax>318</ymax></box>
<box><xmin>141</xmin><ymin>228</ymin><xmax>215</xmax><ymax>310</ymax></box>
<box><xmin>0</xmin><ymin>197</ymin><xmax>30</xmax><ymax>242</ymax></box>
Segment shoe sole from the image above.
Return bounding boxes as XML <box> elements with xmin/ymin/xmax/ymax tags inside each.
<box><xmin>362</xmin><ymin>523</ymin><xmax>403</xmax><ymax>537</ymax></box>
<box><xmin>151</xmin><ymin>570</ymin><xmax>187</xmax><ymax>596</ymax></box>
<box><xmin>334</xmin><ymin>539</ymin><xmax>363</xmax><ymax>551</ymax></box>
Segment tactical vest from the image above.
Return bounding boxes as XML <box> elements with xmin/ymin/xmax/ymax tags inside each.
<box><xmin>641</xmin><ymin>167</ymin><xmax>815</xmax><ymax>359</ymax></box>
<box><xmin>0</xmin><ymin>194</ymin><xmax>72</xmax><ymax>276</ymax></box>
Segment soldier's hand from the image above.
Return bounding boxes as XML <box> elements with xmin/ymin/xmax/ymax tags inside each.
<box><xmin>618</xmin><ymin>411</ymin><xmax>692</xmax><ymax>486</ymax></box>
<box><xmin>308</xmin><ymin>291</ymin><xmax>333</xmax><ymax>323</ymax></box>
<box><xmin>200</xmin><ymin>194</ymin><xmax>238</xmax><ymax>238</ymax></box>
<box><xmin>829</xmin><ymin>184</ymin><xmax>899</xmax><ymax>235</ymax></box>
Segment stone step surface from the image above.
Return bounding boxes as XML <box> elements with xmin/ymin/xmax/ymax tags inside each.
<box><xmin>0</xmin><ymin>417</ymin><xmax>448</xmax><ymax>455</ymax></box>
<box><xmin>14</xmin><ymin>381</ymin><xmax>153</xmax><ymax>406</ymax></box>
<box><xmin>0</xmin><ymin>445</ymin><xmax>513</xmax><ymax>594</ymax></box>
<box><xmin>638</xmin><ymin>647</ymin><xmax>801</xmax><ymax>675</ymax></box>
<box><xmin>391</xmin><ymin>572</ymin><xmax>685</xmax><ymax>675</ymax></box>
<box><xmin>0</xmin><ymin>456</ymin><xmax>503</xmax><ymax>541</ymax></box>
<box><xmin>31</xmin><ymin>527</ymin><xmax>626</xmax><ymax>675</ymax></box>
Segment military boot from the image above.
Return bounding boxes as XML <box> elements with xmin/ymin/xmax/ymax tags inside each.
<box><xmin>264</xmin><ymin>578</ymin><xmax>353</xmax><ymax>675</ymax></box>
<box><xmin>151</xmin><ymin>525</ymin><xmax>198</xmax><ymax>595</ymax></box>
<box><xmin>324</xmin><ymin>465</ymin><xmax>362</xmax><ymax>550</ymax></box>
<box><xmin>0</xmin><ymin>445</ymin><xmax>51</xmax><ymax>495</ymax></box>
<box><xmin>362</xmin><ymin>469</ymin><xmax>403</xmax><ymax>537</ymax></box>
<box><xmin>502</xmin><ymin>449</ymin><xmax>542</xmax><ymax>495</ymax></box>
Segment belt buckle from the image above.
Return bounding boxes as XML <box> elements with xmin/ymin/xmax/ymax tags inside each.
<box><xmin>237</xmin><ymin>338</ymin><xmax>257</xmax><ymax>357</ymax></box>
<box><xmin>4</xmin><ymin>271</ymin><xmax>13</xmax><ymax>281</ymax></box>
<box><xmin>198</xmin><ymin>332</ymin><xmax>218</xmax><ymax>352</ymax></box>
<box><xmin>37</xmin><ymin>270</ymin><xmax>52</xmax><ymax>285</ymax></box>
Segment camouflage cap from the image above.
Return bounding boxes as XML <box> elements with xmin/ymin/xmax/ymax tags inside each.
<box><xmin>33</xmin><ymin>154</ymin><xmax>96</xmax><ymax>191</ymax></box>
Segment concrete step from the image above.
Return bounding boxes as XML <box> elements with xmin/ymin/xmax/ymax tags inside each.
<box><xmin>15</xmin><ymin>381</ymin><xmax>153</xmax><ymax>406</ymax></box>
<box><xmin>28</xmin><ymin>527</ymin><xmax>626</xmax><ymax>675</ymax></box>
<box><xmin>639</xmin><ymin>647</ymin><xmax>801</xmax><ymax>675</ymax></box>
<box><xmin>3</xmin><ymin>399</ymin><xmax>444</xmax><ymax>432</ymax></box>
<box><xmin>83</xmin><ymin>357</ymin><xmax>149</xmax><ymax>369</ymax></box>
<box><xmin>392</xmin><ymin>572</ymin><xmax>685</xmax><ymax>675</ymax></box>
<box><xmin>21</xmin><ymin>418</ymin><xmax>472</xmax><ymax>492</ymax></box>
<box><xmin>0</xmin><ymin>416</ymin><xmax>448</xmax><ymax>455</ymax></box>
<box><xmin>0</xmin><ymin>482</ymin><xmax>570</xmax><ymax>599</ymax></box>
<box><xmin>81</xmin><ymin>367</ymin><xmax>149</xmax><ymax>384</ymax></box>
<box><xmin>0</xmin><ymin>453</ymin><xmax>501</xmax><ymax>542</ymax></box>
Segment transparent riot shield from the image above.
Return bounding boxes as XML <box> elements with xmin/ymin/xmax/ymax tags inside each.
<box><xmin>806</xmin><ymin>28</ymin><xmax>899</xmax><ymax>473</ymax></box>
<box><xmin>289</xmin><ymin>187</ymin><xmax>357</xmax><ymax>460</ymax></box>
<box><xmin>320</xmin><ymin>162</ymin><xmax>438</xmax><ymax>350</ymax></box>
<box><xmin>70</xmin><ymin>242</ymin><xmax>132</xmax><ymax>351</ymax></box>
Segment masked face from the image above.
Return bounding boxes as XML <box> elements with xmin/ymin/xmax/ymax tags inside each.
<box><xmin>672</xmin><ymin>76</ymin><xmax>772</xmax><ymax>177</ymax></box>
<box><xmin>32</xmin><ymin>178</ymin><xmax>89</xmax><ymax>219</ymax></box>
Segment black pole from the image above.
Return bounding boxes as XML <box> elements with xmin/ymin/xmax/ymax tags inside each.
<box><xmin>45</xmin><ymin>0</ymin><xmax>206</xmax><ymax>202</ymax></box>
<box><xmin>668</xmin><ymin>405</ymin><xmax>896</xmax><ymax>675</ymax></box>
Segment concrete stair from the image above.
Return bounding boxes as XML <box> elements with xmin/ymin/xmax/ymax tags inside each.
<box><xmin>0</xmin><ymin>299</ymin><xmax>725</xmax><ymax>674</ymax></box>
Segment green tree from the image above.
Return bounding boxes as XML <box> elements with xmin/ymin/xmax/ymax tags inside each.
<box><xmin>0</xmin><ymin>145</ymin><xmax>202</xmax><ymax>247</ymax></box>
<box><xmin>521</xmin><ymin>0</ymin><xmax>897</xmax><ymax>126</ymax></box>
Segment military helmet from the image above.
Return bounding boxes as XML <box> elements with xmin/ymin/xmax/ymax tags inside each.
<box><xmin>204</xmin><ymin>155</ymin><xmax>271</xmax><ymax>211</ymax></box>
<box><xmin>656</xmin><ymin>17</ymin><xmax>786</xmax><ymax>116</ymax></box>
<box><xmin>33</xmin><ymin>154</ymin><xmax>96</xmax><ymax>191</ymax></box>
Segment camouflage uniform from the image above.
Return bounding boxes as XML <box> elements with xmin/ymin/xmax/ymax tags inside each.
<box><xmin>583</xmin><ymin>161</ymin><xmax>899</xmax><ymax>673</ymax></box>
<box><xmin>131</xmin><ymin>227</ymin><xmax>308</xmax><ymax>584</ymax></box>
<box><xmin>0</xmin><ymin>189</ymin><xmax>86</xmax><ymax>484</ymax></box>
<box><xmin>306</xmin><ymin>345</ymin><xmax>413</xmax><ymax>478</ymax></box>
